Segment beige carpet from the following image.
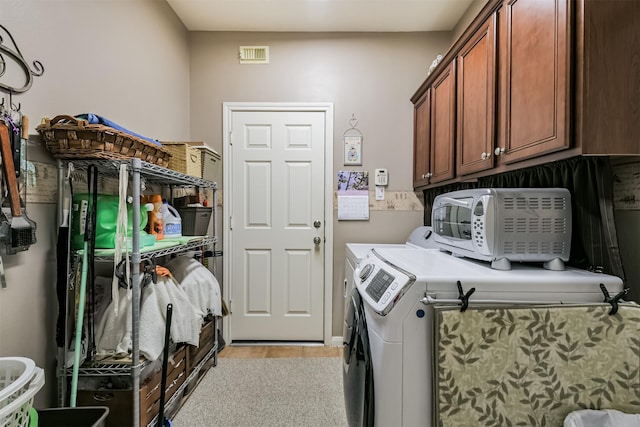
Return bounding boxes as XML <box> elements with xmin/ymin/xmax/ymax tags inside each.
<box><xmin>172</xmin><ymin>357</ymin><xmax>347</xmax><ymax>426</ymax></box>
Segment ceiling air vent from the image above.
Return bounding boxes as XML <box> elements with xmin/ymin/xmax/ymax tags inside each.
<box><xmin>239</xmin><ymin>46</ymin><xmax>269</xmax><ymax>64</ymax></box>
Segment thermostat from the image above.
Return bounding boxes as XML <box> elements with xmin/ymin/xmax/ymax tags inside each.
<box><xmin>374</xmin><ymin>169</ymin><xmax>388</xmax><ymax>186</ymax></box>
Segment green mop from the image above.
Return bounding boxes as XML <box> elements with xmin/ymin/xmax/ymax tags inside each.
<box><xmin>69</xmin><ymin>249</ymin><xmax>88</xmax><ymax>407</ymax></box>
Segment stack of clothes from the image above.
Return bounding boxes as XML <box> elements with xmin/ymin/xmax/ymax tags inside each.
<box><xmin>93</xmin><ymin>256</ymin><xmax>221</xmax><ymax>362</ymax></box>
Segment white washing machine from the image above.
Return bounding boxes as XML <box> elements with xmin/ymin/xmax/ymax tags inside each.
<box><xmin>342</xmin><ymin>226</ymin><xmax>436</xmax><ymax>426</ymax></box>
<box><xmin>345</xmin><ymin>247</ymin><xmax>625</xmax><ymax>427</ymax></box>
<box><xmin>344</xmin><ymin>226</ymin><xmax>437</xmax><ymax>315</ymax></box>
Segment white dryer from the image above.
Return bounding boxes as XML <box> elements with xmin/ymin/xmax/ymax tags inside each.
<box><xmin>345</xmin><ymin>247</ymin><xmax>625</xmax><ymax>427</ymax></box>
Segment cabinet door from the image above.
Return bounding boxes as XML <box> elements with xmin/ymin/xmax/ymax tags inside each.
<box><xmin>413</xmin><ymin>89</ymin><xmax>431</xmax><ymax>188</ymax></box>
<box><xmin>498</xmin><ymin>0</ymin><xmax>569</xmax><ymax>164</ymax></box>
<box><xmin>430</xmin><ymin>61</ymin><xmax>456</xmax><ymax>184</ymax></box>
<box><xmin>456</xmin><ymin>14</ymin><xmax>496</xmax><ymax>176</ymax></box>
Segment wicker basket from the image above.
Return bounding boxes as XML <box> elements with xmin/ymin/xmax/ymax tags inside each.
<box><xmin>36</xmin><ymin>115</ymin><xmax>172</xmax><ymax>168</ymax></box>
<box><xmin>162</xmin><ymin>142</ymin><xmax>202</xmax><ymax>178</ymax></box>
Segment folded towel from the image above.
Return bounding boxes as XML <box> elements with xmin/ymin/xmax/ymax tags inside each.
<box><xmin>165</xmin><ymin>256</ymin><xmax>222</xmax><ymax>317</ymax></box>
<box><xmin>76</xmin><ymin>113</ymin><xmax>161</xmax><ymax>146</ymax></box>
<box><xmin>139</xmin><ymin>275</ymin><xmax>203</xmax><ymax>361</ymax></box>
<box><xmin>139</xmin><ymin>283</ymin><xmax>165</xmax><ymax>361</ymax></box>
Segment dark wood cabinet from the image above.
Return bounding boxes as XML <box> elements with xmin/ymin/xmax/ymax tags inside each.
<box><xmin>497</xmin><ymin>0</ymin><xmax>570</xmax><ymax>164</ymax></box>
<box><xmin>412</xmin><ymin>61</ymin><xmax>456</xmax><ymax>187</ymax></box>
<box><xmin>411</xmin><ymin>0</ymin><xmax>640</xmax><ymax>191</ymax></box>
<box><xmin>575</xmin><ymin>0</ymin><xmax>640</xmax><ymax>155</ymax></box>
<box><xmin>413</xmin><ymin>90</ymin><xmax>431</xmax><ymax>188</ymax></box>
<box><xmin>456</xmin><ymin>13</ymin><xmax>497</xmax><ymax>176</ymax></box>
<box><xmin>430</xmin><ymin>61</ymin><xmax>456</xmax><ymax>184</ymax></box>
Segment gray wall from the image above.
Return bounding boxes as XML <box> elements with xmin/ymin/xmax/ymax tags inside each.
<box><xmin>0</xmin><ymin>0</ymin><xmax>190</xmax><ymax>407</ymax></box>
<box><xmin>188</xmin><ymin>31</ymin><xmax>453</xmax><ymax>336</ymax></box>
<box><xmin>452</xmin><ymin>0</ymin><xmax>490</xmax><ymax>40</ymax></box>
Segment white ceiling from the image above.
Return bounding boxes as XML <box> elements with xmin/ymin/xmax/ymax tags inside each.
<box><xmin>166</xmin><ymin>0</ymin><xmax>476</xmax><ymax>32</ymax></box>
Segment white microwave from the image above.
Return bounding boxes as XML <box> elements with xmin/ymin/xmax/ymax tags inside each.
<box><xmin>431</xmin><ymin>188</ymin><xmax>572</xmax><ymax>270</ymax></box>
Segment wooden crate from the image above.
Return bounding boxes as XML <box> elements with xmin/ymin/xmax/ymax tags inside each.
<box><xmin>161</xmin><ymin>142</ymin><xmax>202</xmax><ymax>178</ymax></box>
<box><xmin>140</xmin><ymin>346</ymin><xmax>187</xmax><ymax>427</ymax></box>
<box><xmin>186</xmin><ymin>319</ymin><xmax>215</xmax><ymax>373</ymax></box>
<box><xmin>77</xmin><ymin>346</ymin><xmax>187</xmax><ymax>427</ymax></box>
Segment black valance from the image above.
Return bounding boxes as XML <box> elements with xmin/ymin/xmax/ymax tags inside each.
<box><xmin>423</xmin><ymin>156</ymin><xmax>625</xmax><ymax>281</ymax></box>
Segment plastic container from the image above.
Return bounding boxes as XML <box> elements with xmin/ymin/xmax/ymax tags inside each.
<box><xmin>162</xmin><ymin>201</ymin><xmax>182</xmax><ymax>239</ymax></box>
<box><xmin>142</xmin><ymin>194</ymin><xmax>164</xmax><ymax>241</ymax></box>
<box><xmin>199</xmin><ymin>146</ymin><xmax>221</xmax><ymax>181</ymax></box>
<box><xmin>71</xmin><ymin>194</ymin><xmax>149</xmax><ymax>250</ymax></box>
<box><xmin>37</xmin><ymin>406</ymin><xmax>109</xmax><ymax>427</ymax></box>
<box><xmin>126</xmin><ymin>232</ymin><xmax>156</xmax><ymax>249</ymax></box>
<box><xmin>0</xmin><ymin>357</ymin><xmax>45</xmax><ymax>427</ymax></box>
<box><xmin>177</xmin><ymin>206</ymin><xmax>212</xmax><ymax>236</ymax></box>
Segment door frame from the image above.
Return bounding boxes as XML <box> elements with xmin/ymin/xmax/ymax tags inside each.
<box><xmin>222</xmin><ymin>102</ymin><xmax>334</xmax><ymax>345</ymax></box>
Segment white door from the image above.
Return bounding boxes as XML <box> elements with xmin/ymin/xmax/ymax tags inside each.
<box><xmin>225</xmin><ymin>104</ymin><xmax>330</xmax><ymax>341</ymax></box>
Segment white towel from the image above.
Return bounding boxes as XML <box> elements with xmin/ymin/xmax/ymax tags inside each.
<box><xmin>95</xmin><ymin>285</ymin><xmax>133</xmax><ymax>359</ymax></box>
<box><xmin>165</xmin><ymin>256</ymin><xmax>222</xmax><ymax>316</ymax></box>
<box><xmin>139</xmin><ymin>275</ymin><xmax>203</xmax><ymax>361</ymax></box>
<box><xmin>139</xmin><ymin>283</ymin><xmax>165</xmax><ymax>361</ymax></box>
<box><xmin>564</xmin><ymin>409</ymin><xmax>640</xmax><ymax>427</ymax></box>
<box><xmin>111</xmin><ymin>164</ymin><xmax>130</xmax><ymax>317</ymax></box>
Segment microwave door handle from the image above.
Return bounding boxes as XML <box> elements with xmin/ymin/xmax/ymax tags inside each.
<box><xmin>436</xmin><ymin>197</ymin><xmax>472</xmax><ymax>209</ymax></box>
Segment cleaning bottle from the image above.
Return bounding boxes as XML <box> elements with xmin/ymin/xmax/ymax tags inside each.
<box><xmin>162</xmin><ymin>200</ymin><xmax>182</xmax><ymax>239</ymax></box>
<box><xmin>143</xmin><ymin>194</ymin><xmax>164</xmax><ymax>241</ymax></box>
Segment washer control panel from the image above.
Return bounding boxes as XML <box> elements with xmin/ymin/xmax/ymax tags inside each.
<box><xmin>355</xmin><ymin>251</ymin><xmax>415</xmax><ymax>316</ymax></box>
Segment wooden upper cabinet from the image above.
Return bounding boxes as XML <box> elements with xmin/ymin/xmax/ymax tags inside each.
<box><xmin>413</xmin><ymin>90</ymin><xmax>431</xmax><ymax>188</ymax></box>
<box><xmin>575</xmin><ymin>0</ymin><xmax>640</xmax><ymax>155</ymax></box>
<box><xmin>411</xmin><ymin>0</ymin><xmax>640</xmax><ymax>190</ymax></box>
<box><xmin>430</xmin><ymin>61</ymin><xmax>456</xmax><ymax>184</ymax></box>
<box><xmin>456</xmin><ymin>14</ymin><xmax>497</xmax><ymax>176</ymax></box>
<box><xmin>498</xmin><ymin>0</ymin><xmax>570</xmax><ymax>164</ymax></box>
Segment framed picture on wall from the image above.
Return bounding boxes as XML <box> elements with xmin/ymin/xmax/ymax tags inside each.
<box><xmin>344</xmin><ymin>135</ymin><xmax>362</xmax><ymax>165</ymax></box>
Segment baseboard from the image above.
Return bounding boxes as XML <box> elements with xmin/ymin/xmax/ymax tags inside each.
<box><xmin>331</xmin><ymin>336</ymin><xmax>343</xmax><ymax>347</ymax></box>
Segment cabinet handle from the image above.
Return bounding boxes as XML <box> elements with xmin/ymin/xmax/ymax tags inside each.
<box><xmin>481</xmin><ymin>152</ymin><xmax>491</xmax><ymax>160</ymax></box>
<box><xmin>426</xmin><ymin>172</ymin><xmax>433</xmax><ymax>178</ymax></box>
<box><xmin>494</xmin><ymin>147</ymin><xmax>505</xmax><ymax>156</ymax></box>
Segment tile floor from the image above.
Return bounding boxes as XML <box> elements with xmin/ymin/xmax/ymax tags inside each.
<box><xmin>218</xmin><ymin>345</ymin><xmax>342</xmax><ymax>358</ymax></box>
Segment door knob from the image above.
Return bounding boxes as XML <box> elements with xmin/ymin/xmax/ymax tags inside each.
<box><xmin>313</xmin><ymin>220</ymin><xmax>321</xmax><ymax>228</ymax></box>
<box><xmin>313</xmin><ymin>236</ymin><xmax>321</xmax><ymax>245</ymax></box>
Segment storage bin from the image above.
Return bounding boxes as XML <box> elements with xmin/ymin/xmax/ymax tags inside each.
<box><xmin>38</xmin><ymin>407</ymin><xmax>109</xmax><ymax>427</ymax></box>
<box><xmin>199</xmin><ymin>147</ymin><xmax>221</xmax><ymax>182</ymax></box>
<box><xmin>161</xmin><ymin>142</ymin><xmax>202</xmax><ymax>178</ymax></box>
<box><xmin>177</xmin><ymin>207</ymin><xmax>212</xmax><ymax>236</ymax></box>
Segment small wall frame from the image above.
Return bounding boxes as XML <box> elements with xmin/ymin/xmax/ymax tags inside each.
<box><xmin>343</xmin><ymin>115</ymin><xmax>363</xmax><ymax>166</ymax></box>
